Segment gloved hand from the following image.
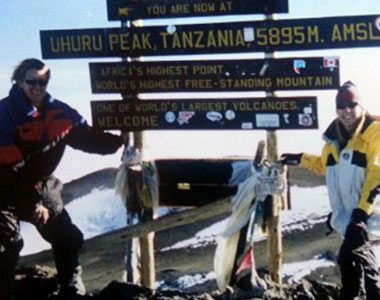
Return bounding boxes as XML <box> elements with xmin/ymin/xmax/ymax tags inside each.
<box><xmin>279</xmin><ymin>153</ymin><xmax>303</xmax><ymax>165</ymax></box>
<box><xmin>343</xmin><ymin>208</ymin><xmax>369</xmax><ymax>250</ymax></box>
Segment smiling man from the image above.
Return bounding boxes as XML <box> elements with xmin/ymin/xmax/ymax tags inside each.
<box><xmin>281</xmin><ymin>81</ymin><xmax>380</xmax><ymax>299</ymax></box>
<box><xmin>16</xmin><ymin>63</ymin><xmax>50</xmax><ymax>107</ymax></box>
<box><xmin>0</xmin><ymin>58</ymin><xmax>124</xmax><ymax>300</ymax></box>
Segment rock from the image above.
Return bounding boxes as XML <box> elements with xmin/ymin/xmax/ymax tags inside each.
<box><xmin>95</xmin><ymin>281</ymin><xmax>152</xmax><ymax>299</ymax></box>
<box><xmin>14</xmin><ymin>265</ymin><xmax>342</xmax><ymax>300</ymax></box>
<box><xmin>261</xmin><ymin>276</ymin><xmax>340</xmax><ymax>300</ymax></box>
<box><xmin>15</xmin><ymin>265</ymin><xmax>58</xmax><ymax>300</ymax></box>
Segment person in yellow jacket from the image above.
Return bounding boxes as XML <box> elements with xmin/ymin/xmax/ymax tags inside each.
<box><xmin>281</xmin><ymin>81</ymin><xmax>380</xmax><ymax>300</ymax></box>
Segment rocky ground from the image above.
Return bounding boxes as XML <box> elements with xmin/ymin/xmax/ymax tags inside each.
<box><xmin>15</xmin><ymin>166</ymin><xmax>347</xmax><ymax>299</ymax></box>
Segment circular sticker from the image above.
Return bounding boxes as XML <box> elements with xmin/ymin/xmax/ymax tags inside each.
<box><xmin>167</xmin><ymin>25</ymin><xmax>176</xmax><ymax>34</ymax></box>
<box><xmin>298</xmin><ymin>114</ymin><xmax>313</xmax><ymax>126</ymax></box>
<box><xmin>376</xmin><ymin>17</ymin><xmax>380</xmax><ymax>31</ymax></box>
<box><xmin>165</xmin><ymin>111</ymin><xmax>176</xmax><ymax>123</ymax></box>
<box><xmin>225</xmin><ymin>110</ymin><xmax>236</xmax><ymax>120</ymax></box>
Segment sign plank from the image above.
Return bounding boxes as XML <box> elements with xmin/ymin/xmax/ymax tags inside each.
<box><xmin>106</xmin><ymin>0</ymin><xmax>289</xmax><ymax>21</ymax></box>
<box><xmin>40</xmin><ymin>14</ymin><xmax>380</xmax><ymax>58</ymax></box>
<box><xmin>91</xmin><ymin>97</ymin><xmax>318</xmax><ymax>131</ymax></box>
<box><xmin>89</xmin><ymin>57</ymin><xmax>339</xmax><ymax>94</ymax></box>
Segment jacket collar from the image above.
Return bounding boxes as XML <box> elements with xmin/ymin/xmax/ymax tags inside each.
<box><xmin>9</xmin><ymin>84</ymin><xmax>55</xmax><ymax>118</ymax></box>
<box><xmin>323</xmin><ymin>113</ymin><xmax>373</xmax><ymax>145</ymax></box>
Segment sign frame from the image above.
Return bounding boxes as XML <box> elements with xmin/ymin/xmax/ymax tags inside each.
<box><xmin>91</xmin><ymin>97</ymin><xmax>318</xmax><ymax>131</ymax></box>
<box><xmin>40</xmin><ymin>14</ymin><xmax>380</xmax><ymax>59</ymax></box>
<box><xmin>106</xmin><ymin>0</ymin><xmax>289</xmax><ymax>21</ymax></box>
<box><xmin>89</xmin><ymin>57</ymin><xmax>340</xmax><ymax>94</ymax></box>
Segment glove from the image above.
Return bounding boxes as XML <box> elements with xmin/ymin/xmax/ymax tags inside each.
<box><xmin>343</xmin><ymin>208</ymin><xmax>369</xmax><ymax>250</ymax></box>
<box><xmin>280</xmin><ymin>153</ymin><xmax>303</xmax><ymax>166</ymax></box>
<box><xmin>68</xmin><ymin>126</ymin><xmax>124</xmax><ymax>154</ymax></box>
<box><xmin>350</xmin><ymin>208</ymin><xmax>369</xmax><ymax>224</ymax></box>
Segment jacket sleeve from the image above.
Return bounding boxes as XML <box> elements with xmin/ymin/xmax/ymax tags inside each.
<box><xmin>52</xmin><ymin>99</ymin><xmax>123</xmax><ymax>154</ymax></box>
<box><xmin>357</xmin><ymin>132</ymin><xmax>380</xmax><ymax>215</ymax></box>
<box><xmin>66</xmin><ymin>125</ymin><xmax>123</xmax><ymax>155</ymax></box>
<box><xmin>299</xmin><ymin>143</ymin><xmax>330</xmax><ymax>176</ymax></box>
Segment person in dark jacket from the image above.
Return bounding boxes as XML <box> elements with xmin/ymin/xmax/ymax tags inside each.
<box><xmin>0</xmin><ymin>58</ymin><xmax>123</xmax><ymax>300</ymax></box>
<box><xmin>281</xmin><ymin>81</ymin><xmax>380</xmax><ymax>299</ymax></box>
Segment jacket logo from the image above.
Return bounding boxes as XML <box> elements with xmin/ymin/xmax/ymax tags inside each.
<box><xmin>374</xmin><ymin>155</ymin><xmax>380</xmax><ymax>167</ymax></box>
<box><xmin>342</xmin><ymin>152</ymin><xmax>350</xmax><ymax>160</ymax></box>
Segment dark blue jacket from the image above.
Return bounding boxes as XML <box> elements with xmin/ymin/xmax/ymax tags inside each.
<box><xmin>0</xmin><ymin>85</ymin><xmax>122</xmax><ymax>208</ymax></box>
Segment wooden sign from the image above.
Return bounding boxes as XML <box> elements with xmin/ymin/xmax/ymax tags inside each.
<box><xmin>106</xmin><ymin>0</ymin><xmax>289</xmax><ymax>21</ymax></box>
<box><xmin>40</xmin><ymin>14</ymin><xmax>380</xmax><ymax>58</ymax></box>
<box><xmin>91</xmin><ymin>97</ymin><xmax>318</xmax><ymax>131</ymax></box>
<box><xmin>89</xmin><ymin>57</ymin><xmax>339</xmax><ymax>94</ymax></box>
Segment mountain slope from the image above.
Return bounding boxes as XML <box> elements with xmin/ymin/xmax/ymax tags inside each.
<box><xmin>17</xmin><ymin>166</ymin><xmax>339</xmax><ymax>299</ymax></box>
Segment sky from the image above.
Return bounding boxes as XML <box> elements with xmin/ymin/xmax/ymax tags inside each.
<box><xmin>1</xmin><ymin>1</ymin><xmax>380</xmax><ymax>182</ymax></box>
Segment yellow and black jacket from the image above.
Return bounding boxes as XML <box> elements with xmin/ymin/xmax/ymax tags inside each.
<box><xmin>300</xmin><ymin>113</ymin><xmax>380</xmax><ymax>237</ymax></box>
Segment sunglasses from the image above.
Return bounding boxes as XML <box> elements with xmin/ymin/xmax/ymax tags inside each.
<box><xmin>336</xmin><ymin>102</ymin><xmax>358</xmax><ymax>110</ymax></box>
<box><xmin>24</xmin><ymin>79</ymin><xmax>49</xmax><ymax>87</ymax></box>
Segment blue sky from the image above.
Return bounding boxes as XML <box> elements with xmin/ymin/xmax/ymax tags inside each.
<box><xmin>1</xmin><ymin>1</ymin><xmax>380</xmax><ymax>181</ymax></box>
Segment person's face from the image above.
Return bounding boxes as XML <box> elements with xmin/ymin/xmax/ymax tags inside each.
<box><xmin>18</xmin><ymin>66</ymin><xmax>49</xmax><ymax>106</ymax></box>
<box><xmin>336</xmin><ymin>102</ymin><xmax>362</xmax><ymax>132</ymax></box>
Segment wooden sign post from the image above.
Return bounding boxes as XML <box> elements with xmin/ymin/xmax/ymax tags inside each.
<box><xmin>119</xmin><ymin>14</ymin><xmax>156</xmax><ymax>288</ymax></box>
<box><xmin>134</xmin><ymin>131</ymin><xmax>156</xmax><ymax>290</ymax></box>
<box><xmin>266</xmin><ymin>129</ymin><xmax>283</xmax><ymax>284</ymax></box>
<box><xmin>264</xmin><ymin>13</ymin><xmax>282</xmax><ymax>285</ymax></box>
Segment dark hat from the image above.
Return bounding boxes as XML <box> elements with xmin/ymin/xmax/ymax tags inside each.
<box><xmin>336</xmin><ymin>81</ymin><xmax>360</xmax><ymax>109</ymax></box>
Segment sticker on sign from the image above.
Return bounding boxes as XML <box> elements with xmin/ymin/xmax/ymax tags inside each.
<box><xmin>256</xmin><ymin>114</ymin><xmax>280</xmax><ymax>127</ymax></box>
<box><xmin>243</xmin><ymin>27</ymin><xmax>255</xmax><ymax>42</ymax></box>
